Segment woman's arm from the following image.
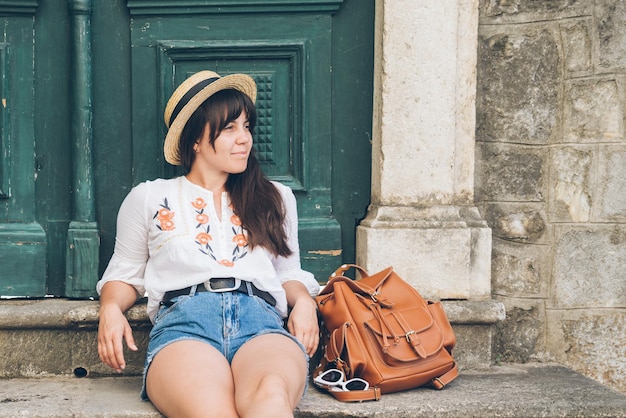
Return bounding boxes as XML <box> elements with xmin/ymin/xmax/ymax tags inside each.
<box><xmin>97</xmin><ymin>281</ymin><xmax>141</xmax><ymax>373</ymax></box>
<box><xmin>282</xmin><ymin>280</ymin><xmax>319</xmax><ymax>356</ymax></box>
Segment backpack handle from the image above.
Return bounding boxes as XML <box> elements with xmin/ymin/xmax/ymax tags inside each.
<box><xmin>330</xmin><ymin>263</ymin><xmax>370</xmax><ymax>279</ymax></box>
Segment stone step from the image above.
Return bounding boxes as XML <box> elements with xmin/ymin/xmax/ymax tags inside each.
<box><xmin>1</xmin><ymin>364</ymin><xmax>625</xmax><ymax>417</ymax></box>
<box><xmin>0</xmin><ymin>298</ymin><xmax>505</xmax><ymax>377</ymax></box>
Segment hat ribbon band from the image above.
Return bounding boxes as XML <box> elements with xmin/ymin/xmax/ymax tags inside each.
<box><xmin>169</xmin><ymin>76</ymin><xmax>220</xmax><ymax>127</ymax></box>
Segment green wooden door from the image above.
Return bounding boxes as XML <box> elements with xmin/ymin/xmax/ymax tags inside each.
<box><xmin>0</xmin><ymin>1</ymin><xmax>46</xmax><ymax>297</ymax></box>
<box><xmin>1</xmin><ymin>0</ymin><xmax>373</xmax><ymax>298</ymax></box>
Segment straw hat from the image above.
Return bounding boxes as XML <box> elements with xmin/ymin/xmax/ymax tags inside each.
<box><xmin>163</xmin><ymin>70</ymin><xmax>257</xmax><ymax>165</ymax></box>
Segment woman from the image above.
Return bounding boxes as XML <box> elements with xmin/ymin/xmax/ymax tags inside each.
<box><xmin>96</xmin><ymin>70</ymin><xmax>321</xmax><ymax>418</ymax></box>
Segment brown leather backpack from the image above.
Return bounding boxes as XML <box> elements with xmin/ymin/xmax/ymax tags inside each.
<box><xmin>313</xmin><ymin>264</ymin><xmax>458</xmax><ymax>402</ymax></box>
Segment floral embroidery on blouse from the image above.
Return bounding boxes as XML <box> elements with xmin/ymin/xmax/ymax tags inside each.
<box><xmin>229</xmin><ymin>213</ymin><xmax>249</xmax><ymax>265</ymax></box>
<box><xmin>192</xmin><ymin>197</ymin><xmax>215</xmax><ymax>258</ymax></box>
<box><xmin>154</xmin><ymin>198</ymin><xmax>176</xmax><ymax>231</ymax></box>
<box><xmin>191</xmin><ymin>198</ymin><xmax>249</xmax><ymax>266</ymax></box>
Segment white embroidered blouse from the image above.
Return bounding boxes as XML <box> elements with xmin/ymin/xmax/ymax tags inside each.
<box><xmin>96</xmin><ymin>176</ymin><xmax>321</xmax><ymax>322</ymax></box>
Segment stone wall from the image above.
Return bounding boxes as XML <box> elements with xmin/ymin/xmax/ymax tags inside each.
<box><xmin>475</xmin><ymin>0</ymin><xmax>626</xmax><ymax>393</ymax></box>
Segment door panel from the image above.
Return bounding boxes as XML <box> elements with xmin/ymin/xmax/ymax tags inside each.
<box><xmin>0</xmin><ymin>4</ymin><xmax>46</xmax><ymax>297</ymax></box>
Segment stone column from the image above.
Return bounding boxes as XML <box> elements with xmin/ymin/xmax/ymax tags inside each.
<box><xmin>358</xmin><ymin>0</ymin><xmax>502</xmax><ymax>366</ymax></box>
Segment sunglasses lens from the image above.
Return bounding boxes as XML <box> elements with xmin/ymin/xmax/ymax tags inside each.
<box><xmin>323</xmin><ymin>370</ymin><xmax>343</xmax><ymax>383</ymax></box>
<box><xmin>345</xmin><ymin>379</ymin><xmax>368</xmax><ymax>391</ymax></box>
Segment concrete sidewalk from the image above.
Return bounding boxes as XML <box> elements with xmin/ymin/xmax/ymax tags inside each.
<box><xmin>1</xmin><ymin>363</ymin><xmax>625</xmax><ymax>417</ymax></box>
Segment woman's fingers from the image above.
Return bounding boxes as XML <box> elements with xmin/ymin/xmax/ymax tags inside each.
<box><xmin>287</xmin><ymin>298</ymin><xmax>319</xmax><ymax>355</ymax></box>
<box><xmin>98</xmin><ymin>307</ymin><xmax>136</xmax><ymax>372</ymax></box>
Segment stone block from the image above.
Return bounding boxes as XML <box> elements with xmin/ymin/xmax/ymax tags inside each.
<box><xmin>560</xmin><ymin>18</ymin><xmax>593</xmax><ymax>77</ymax></box>
<box><xmin>596</xmin><ymin>0</ymin><xmax>626</xmax><ymax>72</ymax></box>
<box><xmin>564</xmin><ymin>79</ymin><xmax>623</xmax><ymax>142</ymax></box>
<box><xmin>553</xmin><ymin>226</ymin><xmax>626</xmax><ymax>308</ymax></box>
<box><xmin>470</xmin><ymin>222</ymin><xmax>493</xmax><ymax>298</ymax></box>
<box><xmin>0</xmin><ymin>329</ymin><xmax>149</xmax><ymax>378</ymax></box>
<box><xmin>374</xmin><ymin>0</ymin><xmax>478</xmax><ymax>206</ymax></box>
<box><xmin>481</xmin><ymin>203</ymin><xmax>548</xmax><ymax>243</ymax></box>
<box><xmin>452</xmin><ymin>324</ymin><xmax>494</xmax><ymax>370</ymax></box>
<box><xmin>492</xmin><ymin>238</ymin><xmax>549</xmax><ymax>298</ymax></box>
<box><xmin>546</xmin><ymin>308</ymin><xmax>626</xmax><ymax>393</ymax></box>
<box><xmin>442</xmin><ymin>300</ymin><xmax>506</xmax><ymax>325</ymax></box>
<box><xmin>0</xmin><ymin>330</ymin><xmax>72</xmax><ymax>376</ymax></box>
<box><xmin>68</xmin><ymin>329</ymin><xmax>150</xmax><ymax>377</ymax></box>
<box><xmin>550</xmin><ymin>146</ymin><xmax>592</xmax><ymax>222</ymax></box>
<box><xmin>443</xmin><ymin>299</ymin><xmax>506</xmax><ymax>370</ymax></box>
<box><xmin>475</xmin><ymin>143</ymin><xmax>546</xmax><ymax>202</ymax></box>
<box><xmin>477</xmin><ymin>25</ymin><xmax>560</xmax><ymax>144</ymax></box>
<box><xmin>479</xmin><ymin>0</ymin><xmax>591</xmax><ymax>23</ymax></box>
<box><xmin>357</xmin><ymin>226</ymin><xmax>472</xmax><ymax>299</ymax></box>
<box><xmin>597</xmin><ymin>147</ymin><xmax>626</xmax><ymax>221</ymax></box>
<box><xmin>494</xmin><ymin>297</ymin><xmax>546</xmax><ymax>363</ymax></box>
<box><xmin>0</xmin><ymin>299</ymin><xmax>151</xmax><ymax>377</ymax></box>
<box><xmin>357</xmin><ymin>204</ymin><xmax>492</xmax><ymax>300</ymax></box>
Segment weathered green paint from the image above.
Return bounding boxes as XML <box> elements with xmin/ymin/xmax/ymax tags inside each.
<box><xmin>126</xmin><ymin>0</ymin><xmax>344</xmax><ymax>15</ymax></box>
<box><xmin>0</xmin><ymin>224</ymin><xmax>46</xmax><ymax>296</ymax></box>
<box><xmin>0</xmin><ymin>1</ymin><xmax>37</xmax><ymax>15</ymax></box>
<box><xmin>34</xmin><ymin>0</ymin><xmax>73</xmax><ymax>296</ymax></box>
<box><xmin>298</xmin><ymin>218</ymin><xmax>343</xmax><ymax>275</ymax></box>
<box><xmin>68</xmin><ymin>0</ymin><xmax>96</xmax><ymax>222</ymax></box>
<box><xmin>65</xmin><ymin>221</ymin><xmax>99</xmax><ymax>297</ymax></box>
<box><xmin>0</xmin><ymin>41</ymin><xmax>8</xmax><ymax>199</ymax></box>
<box><xmin>0</xmin><ymin>3</ymin><xmax>48</xmax><ymax>296</ymax></box>
<box><xmin>64</xmin><ymin>0</ymin><xmax>99</xmax><ymax>297</ymax></box>
<box><xmin>329</xmin><ymin>0</ymin><xmax>375</xmax><ymax>269</ymax></box>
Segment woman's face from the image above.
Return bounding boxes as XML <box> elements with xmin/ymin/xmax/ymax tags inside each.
<box><xmin>193</xmin><ymin>111</ymin><xmax>252</xmax><ymax>176</ymax></box>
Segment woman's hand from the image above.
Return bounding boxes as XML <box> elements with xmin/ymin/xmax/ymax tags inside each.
<box><xmin>97</xmin><ymin>281</ymin><xmax>140</xmax><ymax>372</ymax></box>
<box><xmin>97</xmin><ymin>304</ymin><xmax>138</xmax><ymax>372</ymax></box>
<box><xmin>286</xmin><ymin>295</ymin><xmax>319</xmax><ymax>356</ymax></box>
<box><xmin>282</xmin><ymin>281</ymin><xmax>319</xmax><ymax>356</ymax></box>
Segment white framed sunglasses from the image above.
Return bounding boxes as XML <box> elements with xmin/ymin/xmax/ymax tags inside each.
<box><xmin>313</xmin><ymin>368</ymin><xmax>369</xmax><ymax>391</ymax></box>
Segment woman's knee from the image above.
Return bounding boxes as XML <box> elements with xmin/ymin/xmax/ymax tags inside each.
<box><xmin>235</xmin><ymin>373</ymin><xmax>301</xmax><ymax>417</ymax></box>
<box><xmin>256</xmin><ymin>373</ymin><xmax>298</xmax><ymax>400</ymax></box>
<box><xmin>232</xmin><ymin>334</ymin><xmax>307</xmax><ymax>414</ymax></box>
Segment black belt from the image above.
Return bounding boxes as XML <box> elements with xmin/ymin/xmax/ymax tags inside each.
<box><xmin>162</xmin><ymin>278</ymin><xmax>276</xmax><ymax>307</ymax></box>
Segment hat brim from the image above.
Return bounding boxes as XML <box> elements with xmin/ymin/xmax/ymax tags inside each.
<box><xmin>163</xmin><ymin>72</ymin><xmax>257</xmax><ymax>166</ymax></box>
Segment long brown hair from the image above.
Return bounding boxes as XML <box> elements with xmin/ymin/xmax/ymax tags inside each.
<box><xmin>179</xmin><ymin>89</ymin><xmax>292</xmax><ymax>257</ymax></box>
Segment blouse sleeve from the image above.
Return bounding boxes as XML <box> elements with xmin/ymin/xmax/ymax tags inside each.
<box><xmin>272</xmin><ymin>182</ymin><xmax>322</xmax><ymax>297</ymax></box>
<box><xmin>96</xmin><ymin>183</ymin><xmax>150</xmax><ymax>297</ymax></box>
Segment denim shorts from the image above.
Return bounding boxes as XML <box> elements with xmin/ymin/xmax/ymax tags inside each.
<box><xmin>140</xmin><ymin>289</ymin><xmax>308</xmax><ymax>400</ymax></box>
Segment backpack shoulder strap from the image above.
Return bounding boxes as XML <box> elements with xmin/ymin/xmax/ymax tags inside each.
<box><xmin>430</xmin><ymin>362</ymin><xmax>458</xmax><ymax>389</ymax></box>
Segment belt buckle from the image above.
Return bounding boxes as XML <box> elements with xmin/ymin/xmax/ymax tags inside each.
<box><xmin>206</xmin><ymin>277</ymin><xmax>241</xmax><ymax>292</ymax></box>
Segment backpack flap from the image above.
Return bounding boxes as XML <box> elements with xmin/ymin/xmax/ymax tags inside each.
<box><xmin>364</xmin><ymin>305</ymin><xmax>443</xmax><ymax>362</ymax></box>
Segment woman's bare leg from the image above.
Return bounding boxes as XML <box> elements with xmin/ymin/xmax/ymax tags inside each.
<box><xmin>146</xmin><ymin>340</ymin><xmax>238</xmax><ymax>418</ymax></box>
<box><xmin>231</xmin><ymin>334</ymin><xmax>308</xmax><ymax>418</ymax></box>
